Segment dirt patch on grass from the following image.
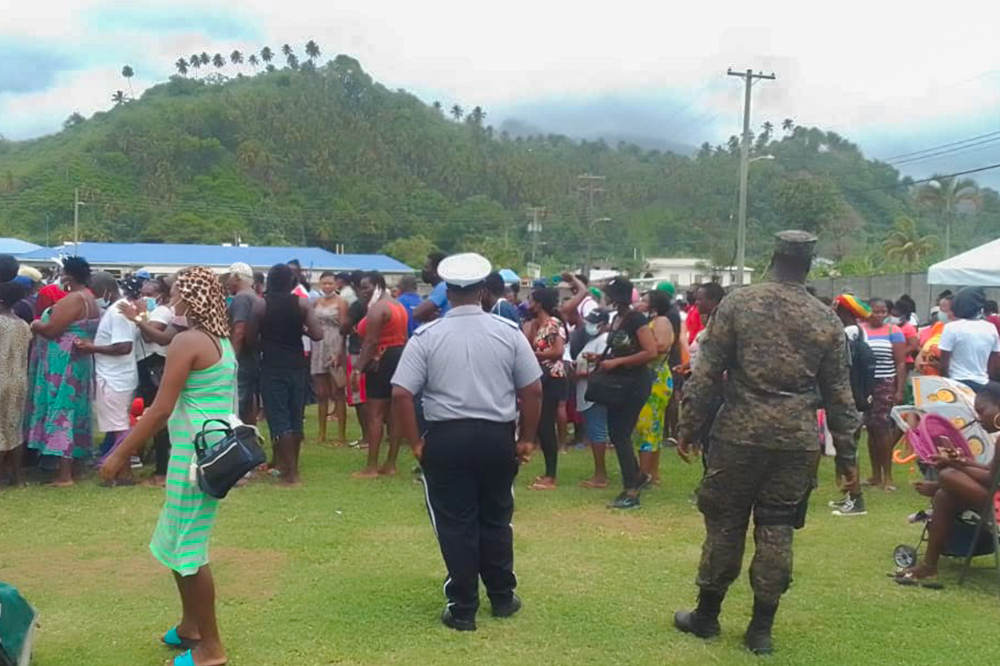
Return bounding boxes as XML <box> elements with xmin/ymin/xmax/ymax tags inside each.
<box><xmin>1</xmin><ymin>543</ymin><xmax>286</xmax><ymax>602</ymax></box>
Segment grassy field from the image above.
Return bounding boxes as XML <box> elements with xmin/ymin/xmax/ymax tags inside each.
<box><xmin>3</xmin><ymin>418</ymin><xmax>1000</xmax><ymax>666</ymax></box>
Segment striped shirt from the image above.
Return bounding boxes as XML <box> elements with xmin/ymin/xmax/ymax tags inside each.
<box><xmin>862</xmin><ymin>323</ymin><xmax>904</xmax><ymax>379</ymax></box>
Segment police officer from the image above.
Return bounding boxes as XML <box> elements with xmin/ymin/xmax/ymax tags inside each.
<box><xmin>674</xmin><ymin>231</ymin><xmax>860</xmax><ymax>655</ymax></box>
<box><xmin>391</xmin><ymin>252</ymin><xmax>543</xmax><ymax>632</ymax></box>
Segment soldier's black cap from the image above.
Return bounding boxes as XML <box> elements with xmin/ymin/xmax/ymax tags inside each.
<box><xmin>774</xmin><ymin>230</ymin><xmax>818</xmax><ymax>260</ymax></box>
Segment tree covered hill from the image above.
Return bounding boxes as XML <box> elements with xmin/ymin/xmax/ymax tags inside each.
<box><xmin>1</xmin><ymin>51</ymin><xmax>998</xmax><ymax>274</ymax></box>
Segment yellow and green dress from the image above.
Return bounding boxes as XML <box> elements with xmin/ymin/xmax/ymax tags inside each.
<box><xmin>635</xmin><ymin>323</ymin><xmax>674</xmax><ymax>453</ymax></box>
<box><xmin>149</xmin><ymin>339</ymin><xmax>237</xmax><ymax>576</ymax></box>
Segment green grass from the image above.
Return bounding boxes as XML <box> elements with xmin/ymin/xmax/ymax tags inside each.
<box><xmin>3</xmin><ymin>418</ymin><xmax>1000</xmax><ymax>666</ymax></box>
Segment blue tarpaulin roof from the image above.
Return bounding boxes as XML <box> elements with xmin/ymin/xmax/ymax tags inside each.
<box><xmin>18</xmin><ymin>242</ymin><xmax>414</xmax><ymax>273</ymax></box>
<box><xmin>0</xmin><ymin>238</ymin><xmax>42</xmax><ymax>256</ymax></box>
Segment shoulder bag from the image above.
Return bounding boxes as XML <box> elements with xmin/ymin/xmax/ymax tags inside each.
<box><xmin>193</xmin><ymin>419</ymin><xmax>266</xmax><ymax>499</ymax></box>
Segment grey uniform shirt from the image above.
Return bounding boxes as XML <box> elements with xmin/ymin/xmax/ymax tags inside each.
<box><xmin>391</xmin><ymin>305</ymin><xmax>542</xmax><ymax>423</ymax></box>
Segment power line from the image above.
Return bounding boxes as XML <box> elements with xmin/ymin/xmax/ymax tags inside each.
<box><xmin>849</xmin><ymin>161</ymin><xmax>1000</xmax><ymax>194</ymax></box>
<box><xmin>883</xmin><ymin>129</ymin><xmax>1000</xmax><ymax>163</ymax></box>
<box><xmin>887</xmin><ymin>135</ymin><xmax>1000</xmax><ymax>167</ymax></box>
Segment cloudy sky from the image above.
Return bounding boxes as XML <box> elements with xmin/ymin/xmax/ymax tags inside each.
<box><xmin>4</xmin><ymin>0</ymin><xmax>1000</xmax><ymax>182</ymax></box>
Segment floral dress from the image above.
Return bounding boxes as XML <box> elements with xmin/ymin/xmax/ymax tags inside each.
<box><xmin>24</xmin><ymin>304</ymin><xmax>100</xmax><ymax>458</ymax></box>
<box><xmin>634</xmin><ymin>318</ymin><xmax>674</xmax><ymax>453</ymax></box>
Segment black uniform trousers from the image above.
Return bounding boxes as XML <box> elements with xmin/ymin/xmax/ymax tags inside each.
<box><xmin>421</xmin><ymin>419</ymin><xmax>519</xmax><ymax>620</ymax></box>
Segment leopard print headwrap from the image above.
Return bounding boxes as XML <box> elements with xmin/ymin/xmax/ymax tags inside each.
<box><xmin>176</xmin><ymin>266</ymin><xmax>230</xmax><ymax>338</ymax></box>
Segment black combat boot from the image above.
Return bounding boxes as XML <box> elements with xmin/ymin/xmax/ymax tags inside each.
<box><xmin>673</xmin><ymin>590</ymin><xmax>724</xmax><ymax>638</ymax></box>
<box><xmin>743</xmin><ymin>598</ymin><xmax>779</xmax><ymax>655</ymax></box>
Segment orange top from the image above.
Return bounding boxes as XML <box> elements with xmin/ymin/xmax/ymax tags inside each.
<box><xmin>358</xmin><ymin>300</ymin><xmax>408</xmax><ymax>350</ymax></box>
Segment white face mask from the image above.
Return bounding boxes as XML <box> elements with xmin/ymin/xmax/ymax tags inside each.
<box><xmin>585</xmin><ymin>322</ymin><xmax>600</xmax><ymax>336</ymax></box>
<box><xmin>95</xmin><ymin>297</ymin><xmax>110</xmax><ymax>310</ymax></box>
<box><xmin>937</xmin><ymin>311</ymin><xmax>949</xmax><ymax>323</ymax></box>
<box><xmin>887</xmin><ymin>316</ymin><xmax>901</xmax><ymax>326</ymax></box>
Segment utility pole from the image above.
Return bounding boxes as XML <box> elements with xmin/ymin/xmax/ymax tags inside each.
<box><xmin>728</xmin><ymin>67</ymin><xmax>775</xmax><ymax>286</ymax></box>
<box><xmin>526</xmin><ymin>206</ymin><xmax>546</xmax><ymax>265</ymax></box>
<box><xmin>73</xmin><ymin>188</ymin><xmax>85</xmax><ymax>254</ymax></box>
<box><xmin>577</xmin><ymin>174</ymin><xmax>606</xmax><ymax>277</ymax></box>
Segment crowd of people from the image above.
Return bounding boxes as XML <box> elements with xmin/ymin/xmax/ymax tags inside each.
<box><xmin>5</xmin><ymin>240</ymin><xmax>1000</xmax><ymax>661</ymax></box>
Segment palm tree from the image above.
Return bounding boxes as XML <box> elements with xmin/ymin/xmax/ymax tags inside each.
<box><xmin>111</xmin><ymin>90</ymin><xmax>126</xmax><ymax>106</ymax></box>
<box><xmin>761</xmin><ymin>121</ymin><xmax>774</xmax><ymax>138</ymax></box>
<box><xmin>450</xmin><ymin>104</ymin><xmax>464</xmax><ymax>121</ymax></box>
<box><xmin>305</xmin><ymin>40</ymin><xmax>321</xmax><ymax>62</ymax></box>
<box><xmin>432</xmin><ymin>101</ymin><xmax>442</xmax><ymax>113</ymax></box>
<box><xmin>248</xmin><ymin>54</ymin><xmax>259</xmax><ymax>71</ymax></box>
<box><xmin>212</xmin><ymin>53</ymin><xmax>226</xmax><ymax>70</ymax></box>
<box><xmin>175</xmin><ymin>57</ymin><xmax>189</xmax><ymax>76</ymax></box>
<box><xmin>265</xmin><ymin>64</ymin><xmax>276</xmax><ymax>73</ymax></box>
<box><xmin>281</xmin><ymin>44</ymin><xmax>293</xmax><ymax>57</ymax></box>
<box><xmin>467</xmin><ymin>106</ymin><xmax>487</xmax><ymax>126</ymax></box>
<box><xmin>915</xmin><ymin>175</ymin><xmax>980</xmax><ymax>257</ymax></box>
<box><xmin>782</xmin><ymin>118</ymin><xmax>795</xmax><ymax>133</ymax></box>
<box><xmin>190</xmin><ymin>53</ymin><xmax>201</xmax><ymax>68</ymax></box>
<box><xmin>883</xmin><ymin>216</ymin><xmax>938</xmax><ymax>265</ymax></box>
<box><xmin>727</xmin><ymin>135</ymin><xmax>740</xmax><ymax>154</ymax></box>
<box><xmin>230</xmin><ymin>50</ymin><xmax>243</xmax><ymax>69</ymax></box>
<box><xmin>199</xmin><ymin>52</ymin><xmax>211</xmax><ymax>66</ymax></box>
<box><xmin>261</xmin><ymin>46</ymin><xmax>274</xmax><ymax>64</ymax></box>
<box><xmin>121</xmin><ymin>65</ymin><xmax>135</xmax><ymax>98</ymax></box>
<box><xmin>286</xmin><ymin>53</ymin><xmax>299</xmax><ymax>70</ymax></box>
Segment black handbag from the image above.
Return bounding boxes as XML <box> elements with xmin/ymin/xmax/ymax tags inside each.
<box><xmin>193</xmin><ymin>419</ymin><xmax>266</xmax><ymax>499</ymax></box>
<box><xmin>585</xmin><ymin>369</ymin><xmax>631</xmax><ymax>408</ymax></box>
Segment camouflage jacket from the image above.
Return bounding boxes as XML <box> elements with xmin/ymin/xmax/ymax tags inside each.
<box><xmin>679</xmin><ymin>280</ymin><xmax>860</xmax><ymax>452</ymax></box>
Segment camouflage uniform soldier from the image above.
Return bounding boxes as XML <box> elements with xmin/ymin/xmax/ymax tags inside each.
<box><xmin>674</xmin><ymin>231</ymin><xmax>861</xmax><ymax>656</ymax></box>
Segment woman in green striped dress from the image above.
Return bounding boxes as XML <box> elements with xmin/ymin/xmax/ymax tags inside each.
<box><xmin>102</xmin><ymin>266</ymin><xmax>235</xmax><ymax>666</ymax></box>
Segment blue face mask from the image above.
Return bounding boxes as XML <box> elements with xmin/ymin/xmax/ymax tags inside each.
<box><xmin>585</xmin><ymin>323</ymin><xmax>600</xmax><ymax>336</ymax></box>
<box><xmin>95</xmin><ymin>297</ymin><xmax>110</xmax><ymax>310</ymax></box>
<box><xmin>145</xmin><ymin>297</ymin><xmax>157</xmax><ymax>312</ymax></box>
<box><xmin>937</xmin><ymin>311</ymin><xmax>949</xmax><ymax>323</ymax></box>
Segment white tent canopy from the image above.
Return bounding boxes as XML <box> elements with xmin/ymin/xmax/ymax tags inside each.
<box><xmin>927</xmin><ymin>237</ymin><xmax>1000</xmax><ymax>286</ymax></box>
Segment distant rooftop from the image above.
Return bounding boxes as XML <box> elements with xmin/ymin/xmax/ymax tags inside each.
<box><xmin>19</xmin><ymin>242</ymin><xmax>414</xmax><ymax>273</ymax></box>
<box><xmin>0</xmin><ymin>238</ymin><xmax>43</xmax><ymax>256</ymax></box>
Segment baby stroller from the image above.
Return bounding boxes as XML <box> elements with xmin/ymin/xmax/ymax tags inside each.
<box><xmin>892</xmin><ymin>412</ymin><xmax>1000</xmax><ymax>593</ymax></box>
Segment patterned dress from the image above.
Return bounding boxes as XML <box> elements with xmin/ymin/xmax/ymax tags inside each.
<box><xmin>634</xmin><ymin>319</ymin><xmax>674</xmax><ymax>453</ymax></box>
<box><xmin>0</xmin><ymin>314</ymin><xmax>32</xmax><ymax>452</ymax></box>
<box><xmin>24</xmin><ymin>305</ymin><xmax>99</xmax><ymax>459</ymax></box>
<box><xmin>149</xmin><ymin>338</ymin><xmax>237</xmax><ymax>576</ymax></box>
<box><xmin>310</xmin><ymin>300</ymin><xmax>345</xmax><ymax>388</ymax></box>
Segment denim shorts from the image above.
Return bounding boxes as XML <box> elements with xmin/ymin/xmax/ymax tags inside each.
<box><xmin>582</xmin><ymin>404</ymin><xmax>609</xmax><ymax>444</ymax></box>
<box><xmin>260</xmin><ymin>367</ymin><xmax>306</xmax><ymax>438</ymax></box>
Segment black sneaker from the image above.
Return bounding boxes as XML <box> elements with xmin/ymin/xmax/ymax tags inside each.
<box><xmin>440</xmin><ymin>608</ymin><xmax>476</xmax><ymax>632</ymax></box>
<box><xmin>828</xmin><ymin>496</ymin><xmax>849</xmax><ymax>509</ymax></box>
<box><xmin>608</xmin><ymin>493</ymin><xmax>640</xmax><ymax>510</ymax></box>
<box><xmin>492</xmin><ymin>594</ymin><xmax>522</xmax><ymax>618</ymax></box>
<box><xmin>831</xmin><ymin>496</ymin><xmax>867</xmax><ymax>517</ymax></box>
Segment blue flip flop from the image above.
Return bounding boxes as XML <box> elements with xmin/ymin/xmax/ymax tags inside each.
<box><xmin>162</xmin><ymin>627</ymin><xmax>199</xmax><ymax>650</ymax></box>
<box><xmin>173</xmin><ymin>649</ymin><xmax>226</xmax><ymax>666</ymax></box>
<box><xmin>173</xmin><ymin>650</ymin><xmax>195</xmax><ymax>666</ymax></box>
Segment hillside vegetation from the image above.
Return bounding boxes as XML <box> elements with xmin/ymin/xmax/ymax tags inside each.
<box><xmin>1</xmin><ymin>51</ymin><xmax>998</xmax><ymax>274</ymax></box>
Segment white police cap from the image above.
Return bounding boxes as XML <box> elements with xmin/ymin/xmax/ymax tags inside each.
<box><xmin>438</xmin><ymin>252</ymin><xmax>492</xmax><ymax>288</ymax></box>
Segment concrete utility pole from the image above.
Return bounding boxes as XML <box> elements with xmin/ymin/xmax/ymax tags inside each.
<box><xmin>577</xmin><ymin>174</ymin><xmax>606</xmax><ymax>277</ymax></box>
<box><xmin>73</xmin><ymin>188</ymin><xmax>86</xmax><ymax>253</ymax></box>
<box><xmin>728</xmin><ymin>67</ymin><xmax>776</xmax><ymax>286</ymax></box>
<box><xmin>526</xmin><ymin>206</ymin><xmax>546</xmax><ymax>264</ymax></box>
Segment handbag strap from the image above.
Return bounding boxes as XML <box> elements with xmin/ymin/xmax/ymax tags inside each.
<box><xmin>194</xmin><ymin>418</ymin><xmax>234</xmax><ymax>456</ymax></box>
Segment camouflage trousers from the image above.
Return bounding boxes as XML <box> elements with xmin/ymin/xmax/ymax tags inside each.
<box><xmin>695</xmin><ymin>442</ymin><xmax>818</xmax><ymax>605</ymax></box>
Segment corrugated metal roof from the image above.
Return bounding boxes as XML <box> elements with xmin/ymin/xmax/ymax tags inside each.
<box><xmin>0</xmin><ymin>238</ymin><xmax>43</xmax><ymax>256</ymax></box>
<box><xmin>18</xmin><ymin>242</ymin><xmax>414</xmax><ymax>273</ymax></box>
